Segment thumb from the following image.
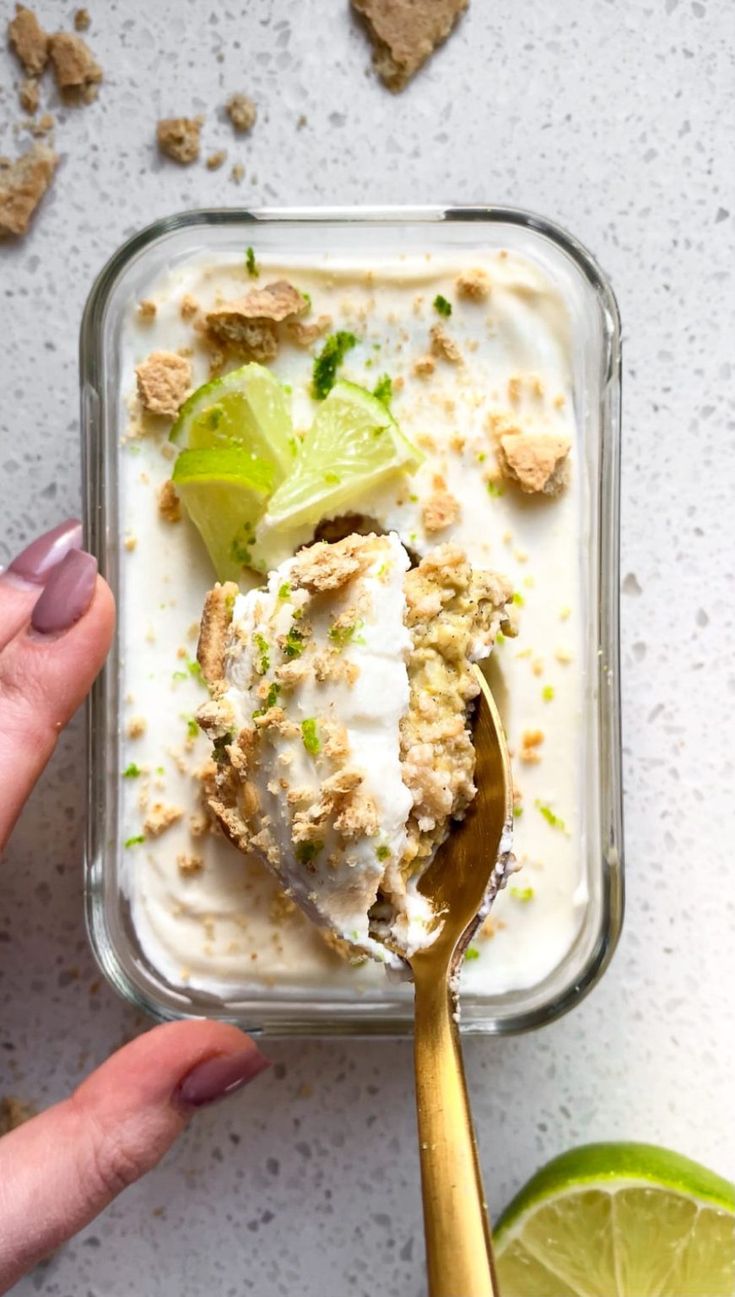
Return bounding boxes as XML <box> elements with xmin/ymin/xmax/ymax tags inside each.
<box><xmin>0</xmin><ymin>1021</ymin><xmax>269</xmax><ymax>1292</ymax></box>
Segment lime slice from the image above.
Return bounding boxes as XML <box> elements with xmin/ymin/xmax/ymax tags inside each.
<box><xmin>261</xmin><ymin>379</ymin><xmax>422</xmax><ymax>533</ymax></box>
<box><xmin>170</xmin><ymin>364</ymin><xmax>295</xmax><ymax>482</ymax></box>
<box><xmin>494</xmin><ymin>1143</ymin><xmax>735</xmax><ymax>1297</ymax></box>
<box><xmin>172</xmin><ymin>447</ymin><xmax>276</xmax><ymax>582</ymax></box>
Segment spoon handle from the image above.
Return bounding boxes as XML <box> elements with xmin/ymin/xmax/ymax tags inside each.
<box><xmin>413</xmin><ymin>962</ymin><xmax>500</xmax><ymax>1297</ymax></box>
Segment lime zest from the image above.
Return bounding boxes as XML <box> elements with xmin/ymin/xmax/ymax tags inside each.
<box><xmin>300</xmin><ymin>718</ymin><xmax>320</xmax><ymax>755</ymax></box>
<box><xmin>542</xmin><ymin>684</ymin><xmax>555</xmax><ymax>701</ymax></box>
<box><xmin>372</xmin><ymin>373</ymin><xmax>393</xmax><ymax>407</ymax></box>
<box><xmin>283</xmin><ymin>626</ymin><xmax>305</xmax><ymax>659</ymax></box>
<box><xmin>464</xmin><ymin>946</ymin><xmax>480</xmax><ymax>960</ymax></box>
<box><xmin>433</xmin><ymin>294</ymin><xmax>452</xmax><ymax>318</ymax></box>
<box><xmin>536</xmin><ymin>800</ymin><xmax>565</xmax><ymax>830</ymax></box>
<box><xmin>245</xmin><ymin>245</ymin><xmax>258</xmax><ymax>277</ymax></box>
<box><xmin>124</xmin><ymin>834</ymin><xmax>145</xmax><ymax>848</ymax></box>
<box><xmin>123</xmin><ymin>763</ymin><xmax>141</xmax><ymax>778</ymax></box>
<box><xmin>312</xmin><ymin>331</ymin><xmax>358</xmax><ymax>399</ymax></box>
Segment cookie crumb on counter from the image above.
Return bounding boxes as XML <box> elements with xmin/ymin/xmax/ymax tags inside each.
<box><xmin>28</xmin><ymin>111</ymin><xmax>54</xmax><ymax>137</ymax></box>
<box><xmin>136</xmin><ymin>351</ymin><xmax>192</xmax><ymax>418</ymax></box>
<box><xmin>497</xmin><ymin>432</ymin><xmax>571</xmax><ymax>496</ymax></box>
<box><xmin>127</xmin><ymin>716</ymin><xmax>147</xmax><ymax>739</ymax></box>
<box><xmin>158</xmin><ymin>479</ymin><xmax>181</xmax><ymax>523</ymax></box>
<box><xmin>351</xmin><ymin>0</ymin><xmax>468</xmax><ymax>91</ymax></box>
<box><xmin>456</xmin><ymin>269</ymin><xmax>490</xmax><ymax>300</ymax></box>
<box><xmin>137</xmin><ymin>299</ymin><xmax>157</xmax><ymax>321</ymax></box>
<box><xmin>157</xmin><ymin>117</ymin><xmax>201</xmax><ymax>165</ymax></box>
<box><xmin>144</xmin><ymin>802</ymin><xmax>184</xmax><ymax>837</ymax></box>
<box><xmin>206</xmin><ymin>149</ymin><xmax>227</xmax><ymax>171</ymax></box>
<box><xmin>48</xmin><ymin>31</ymin><xmax>102</xmax><ymax>99</ymax></box>
<box><xmin>422</xmin><ymin>488</ymin><xmax>460</xmax><ymax>533</ymax></box>
<box><xmin>429</xmin><ymin>323</ymin><xmax>461</xmax><ymax>363</ymax></box>
<box><xmin>0</xmin><ymin>1095</ymin><xmax>37</xmax><ymax>1136</ymax></box>
<box><xmin>177</xmin><ymin>853</ymin><xmax>204</xmax><ymax>876</ymax></box>
<box><xmin>226</xmin><ymin>92</ymin><xmax>257</xmax><ymax>133</ymax></box>
<box><xmin>0</xmin><ymin>143</ymin><xmax>58</xmax><ymax>238</ymax></box>
<box><xmin>74</xmin><ymin>8</ymin><xmax>91</xmax><ymax>31</ymax></box>
<box><xmin>230</xmin><ymin>161</ymin><xmax>245</xmax><ymax>184</ymax></box>
<box><xmin>8</xmin><ymin>5</ymin><xmax>48</xmax><ymax>76</ymax></box>
<box><xmin>19</xmin><ymin>77</ymin><xmax>39</xmax><ymax>114</ymax></box>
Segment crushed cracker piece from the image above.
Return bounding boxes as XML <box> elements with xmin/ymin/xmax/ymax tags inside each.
<box><xmin>123</xmin><ymin>533</ymin><xmax>137</xmax><ymax>551</ymax></box>
<box><xmin>422</xmin><ymin>488</ymin><xmax>460</xmax><ymax>533</ymax></box>
<box><xmin>206</xmin><ymin>149</ymin><xmax>227</xmax><ymax>171</ymax></box>
<box><xmin>48</xmin><ymin>31</ymin><xmax>102</xmax><ymax>98</ymax></box>
<box><xmin>226</xmin><ymin>92</ymin><xmax>257</xmax><ymax>133</ymax></box>
<box><xmin>74</xmin><ymin>8</ymin><xmax>91</xmax><ymax>31</ymax></box>
<box><xmin>351</xmin><ymin>0</ymin><xmax>468</xmax><ymax>91</ymax></box>
<box><xmin>137</xmin><ymin>299</ymin><xmax>157</xmax><ymax>321</ymax></box>
<box><xmin>158</xmin><ymin>479</ymin><xmax>181</xmax><ymax>523</ymax></box>
<box><xmin>456</xmin><ymin>269</ymin><xmax>490</xmax><ymax>300</ymax></box>
<box><xmin>429</xmin><ymin>322</ymin><xmax>461</xmax><ymax>363</ymax></box>
<box><xmin>286</xmin><ymin>314</ymin><xmax>332</xmax><ymax>347</ymax></box>
<box><xmin>127</xmin><ymin>716</ymin><xmax>146</xmax><ymax>739</ymax></box>
<box><xmin>8</xmin><ymin>5</ymin><xmax>48</xmax><ymax>76</ymax></box>
<box><xmin>136</xmin><ymin>351</ymin><xmax>192</xmax><ymax>418</ymax></box>
<box><xmin>497</xmin><ymin>432</ymin><xmax>571</xmax><ymax>496</ymax></box>
<box><xmin>19</xmin><ymin>77</ymin><xmax>39</xmax><ymax>114</ymax></box>
<box><xmin>180</xmin><ymin>294</ymin><xmax>198</xmax><ymax>320</ymax></box>
<box><xmin>157</xmin><ymin>117</ymin><xmax>201</xmax><ymax>165</ymax></box>
<box><xmin>230</xmin><ymin>161</ymin><xmax>245</xmax><ymax>184</ymax></box>
<box><xmin>413</xmin><ymin>354</ymin><xmax>436</xmax><ymax>378</ymax></box>
<box><xmin>144</xmin><ymin>802</ymin><xmax>184</xmax><ymax>837</ymax></box>
<box><xmin>0</xmin><ymin>143</ymin><xmax>57</xmax><ymax>238</ymax></box>
<box><xmin>177</xmin><ymin>853</ymin><xmax>203</xmax><ymax>876</ymax></box>
<box><xmin>206</xmin><ymin>280</ymin><xmax>308</xmax><ymax>361</ymax></box>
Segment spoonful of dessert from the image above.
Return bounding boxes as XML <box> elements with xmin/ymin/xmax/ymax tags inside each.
<box><xmin>409</xmin><ymin>664</ymin><xmax>513</xmax><ymax>1297</ymax></box>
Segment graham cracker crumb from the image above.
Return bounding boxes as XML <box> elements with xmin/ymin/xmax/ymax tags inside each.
<box><xmin>429</xmin><ymin>323</ymin><xmax>461</xmax><ymax>363</ymax></box>
<box><xmin>29</xmin><ymin>111</ymin><xmax>54</xmax><ymax>136</ymax></box>
<box><xmin>226</xmin><ymin>92</ymin><xmax>257</xmax><ymax>133</ymax></box>
<box><xmin>351</xmin><ymin>0</ymin><xmax>468</xmax><ymax>91</ymax></box>
<box><xmin>422</xmin><ymin>488</ymin><xmax>460</xmax><ymax>533</ymax></box>
<box><xmin>19</xmin><ymin>77</ymin><xmax>39</xmax><ymax>114</ymax></box>
<box><xmin>144</xmin><ymin>802</ymin><xmax>184</xmax><ymax>837</ymax></box>
<box><xmin>137</xmin><ymin>298</ymin><xmax>157</xmax><ymax>321</ymax></box>
<box><xmin>456</xmin><ymin>269</ymin><xmax>490</xmax><ymax>300</ymax></box>
<box><xmin>157</xmin><ymin>117</ymin><xmax>201</xmax><ymax>165</ymax></box>
<box><xmin>8</xmin><ymin>6</ymin><xmax>48</xmax><ymax>76</ymax></box>
<box><xmin>413</xmin><ymin>354</ymin><xmax>436</xmax><ymax>378</ymax></box>
<box><xmin>206</xmin><ymin>281</ymin><xmax>308</xmax><ymax>361</ymax></box>
<box><xmin>48</xmin><ymin>31</ymin><xmax>102</xmax><ymax>98</ymax></box>
<box><xmin>74</xmin><ymin>8</ymin><xmax>91</xmax><ymax>31</ymax></box>
<box><xmin>136</xmin><ymin>351</ymin><xmax>192</xmax><ymax>418</ymax></box>
<box><xmin>123</xmin><ymin>533</ymin><xmax>137</xmax><ymax>551</ymax></box>
<box><xmin>127</xmin><ymin>716</ymin><xmax>146</xmax><ymax>739</ymax></box>
<box><xmin>519</xmin><ymin>729</ymin><xmax>544</xmax><ymax>764</ymax></box>
<box><xmin>0</xmin><ymin>143</ymin><xmax>58</xmax><ymax>238</ymax></box>
<box><xmin>180</xmin><ymin>294</ymin><xmax>199</xmax><ymax>320</ymax></box>
<box><xmin>158</xmin><ymin>479</ymin><xmax>181</xmax><ymax>523</ymax></box>
<box><xmin>230</xmin><ymin>161</ymin><xmax>245</xmax><ymax>184</ymax></box>
<box><xmin>206</xmin><ymin>149</ymin><xmax>227</xmax><ymax>171</ymax></box>
<box><xmin>177</xmin><ymin>853</ymin><xmax>203</xmax><ymax>876</ymax></box>
<box><xmin>497</xmin><ymin>432</ymin><xmax>571</xmax><ymax>496</ymax></box>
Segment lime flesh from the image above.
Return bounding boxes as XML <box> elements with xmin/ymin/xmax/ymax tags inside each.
<box><xmin>264</xmin><ymin>380</ymin><xmax>422</xmax><ymax>529</ymax></box>
<box><xmin>495</xmin><ymin>1143</ymin><xmax>735</xmax><ymax>1297</ymax></box>
<box><xmin>172</xmin><ymin>447</ymin><xmax>275</xmax><ymax>583</ymax></box>
<box><xmin>170</xmin><ymin>363</ymin><xmax>295</xmax><ymax>482</ymax></box>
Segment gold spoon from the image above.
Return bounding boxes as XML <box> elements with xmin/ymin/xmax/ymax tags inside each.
<box><xmin>409</xmin><ymin>664</ymin><xmax>514</xmax><ymax>1297</ymax></box>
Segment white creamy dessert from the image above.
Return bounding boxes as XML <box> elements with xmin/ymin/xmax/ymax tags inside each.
<box><xmin>118</xmin><ymin>245</ymin><xmax>588</xmax><ymax>1002</ymax></box>
<box><xmin>193</xmin><ymin>532</ymin><xmax>511</xmax><ymax>964</ymax></box>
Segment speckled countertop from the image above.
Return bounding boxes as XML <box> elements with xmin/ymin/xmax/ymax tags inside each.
<box><xmin>1</xmin><ymin>2</ymin><xmax>733</xmax><ymax>1294</ymax></box>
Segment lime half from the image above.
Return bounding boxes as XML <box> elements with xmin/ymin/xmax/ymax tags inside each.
<box><xmin>170</xmin><ymin>363</ymin><xmax>295</xmax><ymax>482</ymax></box>
<box><xmin>495</xmin><ymin>1143</ymin><xmax>735</xmax><ymax>1297</ymax></box>
<box><xmin>172</xmin><ymin>447</ymin><xmax>275</xmax><ymax>582</ymax></box>
<box><xmin>258</xmin><ymin>378</ymin><xmax>421</xmax><ymax>536</ymax></box>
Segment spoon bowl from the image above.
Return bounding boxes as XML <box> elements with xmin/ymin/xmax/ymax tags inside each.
<box><xmin>409</xmin><ymin>664</ymin><xmax>514</xmax><ymax>1297</ymax></box>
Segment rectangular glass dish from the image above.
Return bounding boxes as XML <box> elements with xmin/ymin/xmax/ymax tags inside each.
<box><xmin>81</xmin><ymin>206</ymin><xmax>623</xmax><ymax>1036</ymax></box>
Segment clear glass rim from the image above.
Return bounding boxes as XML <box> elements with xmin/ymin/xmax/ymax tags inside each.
<box><xmin>80</xmin><ymin>204</ymin><xmax>624</xmax><ymax>1037</ymax></box>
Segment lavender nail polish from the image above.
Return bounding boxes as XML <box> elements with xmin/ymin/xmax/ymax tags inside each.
<box><xmin>7</xmin><ymin>518</ymin><xmax>83</xmax><ymax>585</ymax></box>
<box><xmin>177</xmin><ymin>1048</ymin><xmax>270</xmax><ymax>1108</ymax></box>
<box><xmin>30</xmin><ymin>550</ymin><xmax>98</xmax><ymax>634</ymax></box>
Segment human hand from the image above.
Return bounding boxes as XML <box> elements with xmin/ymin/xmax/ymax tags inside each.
<box><xmin>0</xmin><ymin>520</ymin><xmax>269</xmax><ymax>1292</ymax></box>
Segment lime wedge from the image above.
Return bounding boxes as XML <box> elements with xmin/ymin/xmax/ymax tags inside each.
<box><xmin>495</xmin><ymin>1143</ymin><xmax>735</xmax><ymax>1297</ymax></box>
<box><xmin>170</xmin><ymin>364</ymin><xmax>295</xmax><ymax>482</ymax></box>
<box><xmin>261</xmin><ymin>379</ymin><xmax>422</xmax><ymax>533</ymax></box>
<box><xmin>172</xmin><ymin>447</ymin><xmax>276</xmax><ymax>582</ymax></box>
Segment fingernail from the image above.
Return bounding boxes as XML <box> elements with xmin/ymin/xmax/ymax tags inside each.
<box><xmin>177</xmin><ymin>1047</ymin><xmax>271</xmax><ymax>1109</ymax></box>
<box><xmin>7</xmin><ymin>518</ymin><xmax>83</xmax><ymax>585</ymax></box>
<box><xmin>31</xmin><ymin>550</ymin><xmax>98</xmax><ymax>635</ymax></box>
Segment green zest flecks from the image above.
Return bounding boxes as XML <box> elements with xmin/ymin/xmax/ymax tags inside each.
<box><xmin>123</xmin><ymin>763</ymin><xmax>141</xmax><ymax>778</ymax></box>
<box><xmin>253</xmin><ymin>632</ymin><xmax>270</xmax><ymax>674</ymax></box>
<box><xmin>311</xmin><ymin>331</ymin><xmax>358</xmax><ymax>399</ymax></box>
<box><xmin>300</xmin><ymin>718</ymin><xmax>321</xmax><ymax>755</ymax></box>
<box><xmin>536</xmin><ymin>800</ymin><xmax>565</xmax><ymax>831</ymax></box>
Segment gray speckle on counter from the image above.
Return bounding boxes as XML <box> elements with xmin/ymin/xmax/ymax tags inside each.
<box><xmin>1</xmin><ymin>1</ymin><xmax>733</xmax><ymax>1293</ymax></box>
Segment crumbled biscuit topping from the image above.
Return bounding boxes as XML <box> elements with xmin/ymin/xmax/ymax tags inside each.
<box><xmin>351</xmin><ymin>0</ymin><xmax>468</xmax><ymax>91</ymax></box>
<box><xmin>429</xmin><ymin>323</ymin><xmax>461</xmax><ymax>363</ymax></box>
<box><xmin>158</xmin><ymin>479</ymin><xmax>182</xmax><ymax>523</ymax></box>
<box><xmin>226</xmin><ymin>93</ymin><xmax>257</xmax><ymax>133</ymax></box>
<box><xmin>497</xmin><ymin>432</ymin><xmax>571</xmax><ymax>496</ymax></box>
<box><xmin>0</xmin><ymin>143</ymin><xmax>57</xmax><ymax>238</ymax></box>
<box><xmin>456</xmin><ymin>269</ymin><xmax>491</xmax><ymax>300</ymax></box>
<box><xmin>8</xmin><ymin>5</ymin><xmax>48</xmax><ymax>76</ymax></box>
<box><xmin>422</xmin><ymin>488</ymin><xmax>460</xmax><ymax>533</ymax></box>
<box><xmin>48</xmin><ymin>31</ymin><xmax>101</xmax><ymax>97</ymax></box>
<box><xmin>144</xmin><ymin>802</ymin><xmax>184</xmax><ymax>837</ymax></box>
<box><xmin>135</xmin><ymin>351</ymin><xmax>192</xmax><ymax>418</ymax></box>
<box><xmin>157</xmin><ymin>117</ymin><xmax>201</xmax><ymax>165</ymax></box>
<box><xmin>205</xmin><ymin>280</ymin><xmax>308</xmax><ymax>362</ymax></box>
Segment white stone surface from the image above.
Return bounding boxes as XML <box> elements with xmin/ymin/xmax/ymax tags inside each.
<box><xmin>1</xmin><ymin>1</ymin><xmax>733</xmax><ymax>1293</ymax></box>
